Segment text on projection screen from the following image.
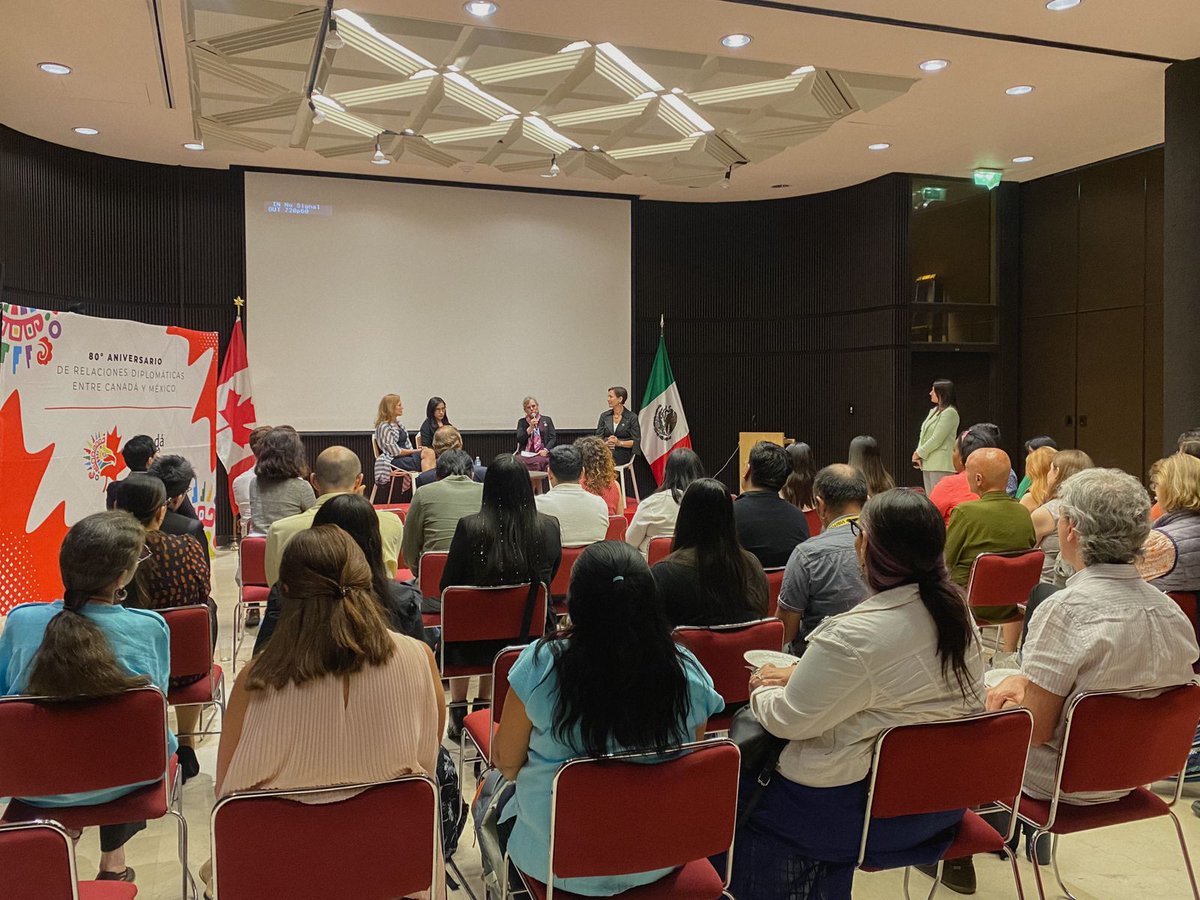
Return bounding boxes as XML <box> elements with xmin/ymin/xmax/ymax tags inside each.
<box><xmin>244</xmin><ymin>171</ymin><xmax>632</xmax><ymax>432</ymax></box>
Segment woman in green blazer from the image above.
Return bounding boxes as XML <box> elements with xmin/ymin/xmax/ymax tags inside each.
<box><xmin>912</xmin><ymin>379</ymin><xmax>959</xmax><ymax>493</ymax></box>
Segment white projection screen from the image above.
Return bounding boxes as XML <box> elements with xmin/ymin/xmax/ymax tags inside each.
<box><xmin>244</xmin><ymin>172</ymin><xmax>632</xmax><ymax>432</ymax></box>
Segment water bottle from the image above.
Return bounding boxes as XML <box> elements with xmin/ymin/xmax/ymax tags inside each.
<box><xmin>474</xmin><ymin>455</ymin><xmax>481</xmax><ymax>467</ymax></box>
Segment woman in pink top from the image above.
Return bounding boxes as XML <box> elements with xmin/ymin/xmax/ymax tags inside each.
<box><xmin>576</xmin><ymin>435</ymin><xmax>623</xmax><ymax>515</ymax></box>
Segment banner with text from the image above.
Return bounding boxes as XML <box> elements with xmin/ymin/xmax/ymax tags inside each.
<box><xmin>0</xmin><ymin>305</ymin><xmax>217</xmax><ymax>615</ymax></box>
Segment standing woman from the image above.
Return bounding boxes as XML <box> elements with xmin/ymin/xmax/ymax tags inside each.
<box><xmin>373</xmin><ymin>393</ymin><xmax>436</xmax><ymax>489</ymax></box>
<box><xmin>912</xmin><ymin>380</ymin><xmax>960</xmax><ymax>493</ymax></box>
<box><xmin>848</xmin><ymin>435</ymin><xmax>895</xmax><ymax>498</ymax></box>
<box><xmin>515</xmin><ymin>396</ymin><xmax>556</xmax><ymax>473</ymax></box>
<box><xmin>596</xmin><ymin>386</ymin><xmax>641</xmax><ymax>467</ymax></box>
<box><xmin>248</xmin><ymin>426</ymin><xmax>316</xmax><ymax>535</ymax></box>
<box><xmin>419</xmin><ymin>397</ymin><xmax>452</xmax><ymax>450</ymax></box>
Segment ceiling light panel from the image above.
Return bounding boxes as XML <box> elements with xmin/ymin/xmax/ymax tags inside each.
<box><xmin>468</xmin><ymin>48</ymin><xmax>587</xmax><ymax>85</ymax></box>
<box><xmin>333</xmin><ymin>10</ymin><xmax>436</xmax><ymax>76</ymax></box>
<box><xmin>332</xmin><ymin>79</ymin><xmax>431</xmax><ymax>107</ymax></box>
<box><xmin>594</xmin><ymin>42</ymin><xmax>664</xmax><ymax>96</ymax></box>
<box><xmin>659</xmin><ymin>93</ymin><xmax>715</xmax><ymax>135</ymax></box>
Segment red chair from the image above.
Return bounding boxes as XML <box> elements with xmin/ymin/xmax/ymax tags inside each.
<box><xmin>1002</xmin><ymin>684</ymin><xmax>1200</xmax><ymax>900</ymax></box>
<box><xmin>1167</xmin><ymin>592</ymin><xmax>1200</xmax><ymax>674</ymax></box>
<box><xmin>763</xmin><ymin>567</ymin><xmax>785</xmax><ymax>618</ymax></box>
<box><xmin>550</xmin><ymin>545</ymin><xmax>591</xmax><ymax>615</ymax></box>
<box><xmin>605</xmin><ymin>515</ymin><xmax>627</xmax><ymax>542</ymax></box>
<box><xmin>0</xmin><ymin>819</ymin><xmax>137</xmax><ymax>900</ymax></box>
<box><xmin>804</xmin><ymin>508</ymin><xmax>822</xmax><ymax>537</ymax></box>
<box><xmin>211</xmin><ymin>776</ymin><xmax>440</xmax><ymax>900</ymax></box>
<box><xmin>672</xmin><ymin>619</ymin><xmax>785</xmax><ymax>732</ymax></box>
<box><xmin>459</xmin><ymin>645</ymin><xmax>526</xmax><ymax>784</ymax></box>
<box><xmin>373</xmin><ymin>503</ymin><xmax>410</xmax><ymax>523</ymax></box>
<box><xmin>504</xmin><ymin>739</ymin><xmax>740</xmax><ymax>900</ymax></box>
<box><xmin>858</xmin><ymin>708</ymin><xmax>1034</xmax><ymax>898</ymax></box>
<box><xmin>0</xmin><ymin>687</ymin><xmax>193</xmax><ymax>900</ymax></box>
<box><xmin>417</xmin><ymin>551</ymin><xmax>450</xmax><ymax>626</ymax></box>
<box><xmin>646</xmin><ymin>536</ymin><xmax>673</xmax><ymax>567</ymax></box>
<box><xmin>964</xmin><ymin>549</ymin><xmax>1044</xmax><ymax>648</ymax></box>
<box><xmin>440</xmin><ymin>583</ymin><xmax>549</xmax><ymax>681</ymax></box>
<box><xmin>234</xmin><ymin>535</ymin><xmax>269</xmax><ymax>664</ymax></box>
<box><xmin>160</xmin><ymin>605</ymin><xmax>225</xmax><ymax>738</ymax></box>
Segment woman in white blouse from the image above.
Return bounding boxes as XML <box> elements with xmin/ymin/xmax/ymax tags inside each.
<box><xmin>625</xmin><ymin>448</ymin><xmax>705</xmax><ymax>556</ymax></box>
<box><xmin>730</xmin><ymin>488</ymin><xmax>985</xmax><ymax>900</ymax></box>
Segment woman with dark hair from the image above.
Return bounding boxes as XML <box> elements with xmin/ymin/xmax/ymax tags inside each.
<box><xmin>0</xmin><ymin>511</ymin><xmax>174</xmax><ymax>884</ymax></box>
<box><xmin>576</xmin><ymin>435</ymin><xmax>623</xmax><ymax>515</ymax></box>
<box><xmin>493</xmin><ymin>541</ymin><xmax>723</xmax><ymax>895</ymax></box>
<box><xmin>651</xmin><ymin>477</ymin><xmax>768</xmax><ymax>626</ymax></box>
<box><xmin>781</xmin><ymin>441</ymin><xmax>817</xmax><ymax>511</ymax></box>
<box><xmin>441</xmin><ymin>454</ymin><xmax>563</xmax><ymax>738</ymax></box>
<box><xmin>249</xmin><ymin>426</ymin><xmax>316</xmax><ymax>534</ymax></box>
<box><xmin>419</xmin><ymin>396</ymin><xmax>452</xmax><ymax>449</ymax></box>
<box><xmin>849</xmin><ymin>434</ymin><xmax>895</xmax><ymax>498</ymax></box>
<box><xmin>912</xmin><ymin>380</ymin><xmax>960</xmax><ymax>493</ymax></box>
<box><xmin>626</xmin><ymin>447</ymin><xmax>705</xmax><ymax>556</ymax></box>
<box><xmin>731</xmin><ymin>489</ymin><xmax>985</xmax><ymax>899</ymax></box>
<box><xmin>595</xmin><ymin>386</ymin><xmax>640</xmax><ymax>467</ymax></box>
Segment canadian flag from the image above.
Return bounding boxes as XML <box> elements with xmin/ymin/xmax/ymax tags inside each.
<box><xmin>216</xmin><ymin>315</ymin><xmax>258</xmax><ymax>515</ymax></box>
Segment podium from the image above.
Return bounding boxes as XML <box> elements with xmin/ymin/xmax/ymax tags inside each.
<box><xmin>738</xmin><ymin>432</ymin><xmax>786</xmax><ymax>489</ymax></box>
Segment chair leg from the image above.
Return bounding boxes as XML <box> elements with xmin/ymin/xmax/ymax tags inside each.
<box><xmin>1168</xmin><ymin>810</ymin><xmax>1200</xmax><ymax>899</ymax></box>
<box><xmin>1001</xmin><ymin>842</ymin><xmax>1027</xmax><ymax>900</ymax></box>
<box><xmin>1027</xmin><ymin>828</ymin><xmax>1050</xmax><ymax>900</ymax></box>
<box><xmin>168</xmin><ymin>808</ymin><xmax>197</xmax><ymax>900</ymax></box>
<box><xmin>1048</xmin><ymin>834</ymin><xmax>1077</xmax><ymax>900</ymax></box>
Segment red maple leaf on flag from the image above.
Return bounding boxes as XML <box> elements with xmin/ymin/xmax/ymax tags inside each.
<box><xmin>219</xmin><ymin>388</ymin><xmax>256</xmax><ymax>449</ymax></box>
<box><xmin>100</xmin><ymin>426</ymin><xmax>125</xmax><ymax>481</ymax></box>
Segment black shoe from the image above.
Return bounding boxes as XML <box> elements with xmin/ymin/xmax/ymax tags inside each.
<box><xmin>177</xmin><ymin>745</ymin><xmax>201</xmax><ymax>784</ymax></box>
<box><xmin>914</xmin><ymin>858</ymin><xmax>976</xmax><ymax>895</ymax></box>
<box><xmin>245</xmin><ymin>608</ymin><xmax>261</xmax><ymax>628</ymax></box>
<box><xmin>446</xmin><ymin>706</ymin><xmax>467</xmax><ymax>742</ymax></box>
<box><xmin>1026</xmin><ymin>832</ymin><xmax>1052</xmax><ymax>866</ymax></box>
<box><xmin>96</xmin><ymin>867</ymin><xmax>136</xmax><ymax>882</ymax></box>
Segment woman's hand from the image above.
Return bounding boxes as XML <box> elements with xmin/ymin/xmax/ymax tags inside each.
<box><xmin>750</xmin><ymin>663</ymin><xmax>796</xmax><ymax>691</ymax></box>
<box><xmin>605</xmin><ymin>435</ymin><xmax>619</xmax><ymax>449</ymax></box>
<box><xmin>911</xmin><ymin>451</ymin><xmax>922</xmax><ymax>466</ymax></box>
<box><xmin>985</xmin><ymin>675</ymin><xmax>1027</xmax><ymax>711</ymax></box>
<box><xmin>538</xmin><ymin>449</ymin><xmax>549</xmax><ymax>457</ymax></box>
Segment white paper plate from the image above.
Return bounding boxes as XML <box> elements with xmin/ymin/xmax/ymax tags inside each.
<box><xmin>744</xmin><ymin>649</ymin><xmax>801</xmax><ymax>669</ymax></box>
<box><xmin>984</xmin><ymin>668</ymin><xmax>1021</xmax><ymax>689</ymax></box>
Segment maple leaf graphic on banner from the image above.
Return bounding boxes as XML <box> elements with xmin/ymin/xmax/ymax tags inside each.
<box><xmin>219</xmin><ymin>388</ymin><xmax>256</xmax><ymax>449</ymax></box>
<box><xmin>100</xmin><ymin>426</ymin><xmax>125</xmax><ymax>480</ymax></box>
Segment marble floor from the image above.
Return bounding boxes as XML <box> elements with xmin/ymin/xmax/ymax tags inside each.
<box><xmin>65</xmin><ymin>549</ymin><xmax>1200</xmax><ymax>899</ymax></box>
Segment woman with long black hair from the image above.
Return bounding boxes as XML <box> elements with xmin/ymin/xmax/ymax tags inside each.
<box><xmin>419</xmin><ymin>396</ymin><xmax>453</xmax><ymax>449</ymax></box>
<box><xmin>849</xmin><ymin>434</ymin><xmax>896</xmax><ymax>498</ymax></box>
<box><xmin>493</xmin><ymin>541</ymin><xmax>723</xmax><ymax>895</ymax></box>
<box><xmin>781</xmin><ymin>441</ymin><xmax>817</xmax><ymax>511</ymax></box>
<box><xmin>625</xmin><ymin>447</ymin><xmax>705</xmax><ymax>556</ymax></box>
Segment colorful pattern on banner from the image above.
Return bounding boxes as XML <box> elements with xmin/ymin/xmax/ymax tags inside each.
<box><xmin>0</xmin><ymin>305</ymin><xmax>217</xmax><ymax>615</ymax></box>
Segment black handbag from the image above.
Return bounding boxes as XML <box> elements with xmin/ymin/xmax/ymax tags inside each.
<box><xmin>729</xmin><ymin>705</ymin><xmax>788</xmax><ymax>825</ymax></box>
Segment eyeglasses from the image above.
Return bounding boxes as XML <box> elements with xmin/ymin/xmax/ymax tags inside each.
<box><xmin>136</xmin><ymin>549</ymin><xmax>153</xmax><ymax>566</ymax></box>
<box><xmin>848</xmin><ymin>518</ymin><xmax>863</xmax><ymax>538</ymax></box>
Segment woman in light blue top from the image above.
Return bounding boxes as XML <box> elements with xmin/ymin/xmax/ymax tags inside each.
<box><xmin>912</xmin><ymin>379</ymin><xmax>960</xmax><ymax>493</ymax></box>
<box><xmin>493</xmin><ymin>540</ymin><xmax>724</xmax><ymax>896</ymax></box>
<box><xmin>0</xmin><ymin>511</ymin><xmax>175</xmax><ymax>885</ymax></box>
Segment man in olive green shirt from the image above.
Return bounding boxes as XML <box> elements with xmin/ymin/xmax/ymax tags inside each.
<box><xmin>401</xmin><ymin>449</ymin><xmax>483</xmax><ymax>583</ymax></box>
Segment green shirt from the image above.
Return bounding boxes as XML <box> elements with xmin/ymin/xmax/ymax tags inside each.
<box><xmin>401</xmin><ymin>475</ymin><xmax>483</xmax><ymax>575</ymax></box>
<box><xmin>916</xmin><ymin>407</ymin><xmax>960</xmax><ymax>473</ymax></box>
<box><xmin>944</xmin><ymin>491</ymin><xmax>1036</xmax><ymax>586</ymax></box>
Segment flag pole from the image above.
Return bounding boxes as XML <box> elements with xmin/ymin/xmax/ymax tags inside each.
<box><xmin>659</xmin><ymin>313</ymin><xmax>664</xmax><ymax>338</ymax></box>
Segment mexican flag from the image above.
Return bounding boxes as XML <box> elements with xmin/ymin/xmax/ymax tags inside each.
<box><xmin>639</xmin><ymin>320</ymin><xmax>692</xmax><ymax>484</ymax></box>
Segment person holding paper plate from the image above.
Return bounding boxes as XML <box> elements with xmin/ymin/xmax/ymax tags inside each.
<box><xmin>515</xmin><ymin>396</ymin><xmax>556</xmax><ymax>473</ymax></box>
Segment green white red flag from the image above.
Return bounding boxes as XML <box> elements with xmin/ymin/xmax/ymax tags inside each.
<box><xmin>638</xmin><ymin>318</ymin><xmax>691</xmax><ymax>484</ymax></box>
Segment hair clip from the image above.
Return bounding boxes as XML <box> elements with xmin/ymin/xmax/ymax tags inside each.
<box><xmin>612</xmin><ymin>575</ymin><xmax>625</xmax><ymax>583</ymax></box>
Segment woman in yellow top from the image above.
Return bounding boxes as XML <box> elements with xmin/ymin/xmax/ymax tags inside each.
<box><xmin>912</xmin><ymin>379</ymin><xmax>959</xmax><ymax>493</ymax></box>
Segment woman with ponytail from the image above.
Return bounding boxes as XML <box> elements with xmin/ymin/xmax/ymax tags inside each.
<box><xmin>729</xmin><ymin>489</ymin><xmax>986</xmax><ymax>900</ymax></box>
<box><xmin>0</xmin><ymin>511</ymin><xmax>174</xmax><ymax>883</ymax></box>
<box><xmin>492</xmin><ymin>541</ymin><xmax>723</xmax><ymax>896</ymax></box>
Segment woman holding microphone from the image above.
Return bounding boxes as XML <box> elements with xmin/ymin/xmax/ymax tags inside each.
<box><xmin>515</xmin><ymin>396</ymin><xmax>556</xmax><ymax>472</ymax></box>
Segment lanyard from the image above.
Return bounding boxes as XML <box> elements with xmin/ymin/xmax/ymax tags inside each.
<box><xmin>826</xmin><ymin>514</ymin><xmax>860</xmax><ymax>531</ymax></box>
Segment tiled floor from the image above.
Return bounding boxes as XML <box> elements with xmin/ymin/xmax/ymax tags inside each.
<box><xmin>68</xmin><ymin>549</ymin><xmax>1200</xmax><ymax>899</ymax></box>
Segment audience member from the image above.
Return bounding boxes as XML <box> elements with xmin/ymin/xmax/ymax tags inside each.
<box><xmin>732</xmin><ymin>489</ymin><xmax>985</xmax><ymax>899</ymax></box>
<box><xmin>372</xmin><ymin>393</ymin><xmax>435</xmax><ymax>489</ymax></box>
<box><xmin>575</xmin><ymin>435</ymin><xmax>623</xmax><ymax>515</ymax></box>
<box><xmin>248</xmin><ymin>427</ymin><xmax>315</xmax><ymax>535</ymax></box>
<box><xmin>652</xmin><ymin>478</ymin><xmax>768</xmax><ymax>626</ymax></box>
<box><xmin>928</xmin><ymin>425</ymin><xmax>1000</xmax><ymax>525</ymax></box>
<box><xmin>596</xmin><ymin>385</ymin><xmax>640</xmax><ymax>467</ymax></box>
<box><xmin>105</xmin><ymin>433</ymin><xmax>157</xmax><ymax>510</ymax></box>
<box><xmin>419</xmin><ymin>396</ymin><xmax>452</xmax><ymax>449</ymax></box>
<box><xmin>414</xmin><ymin>425</ymin><xmax>486</xmax><ymax>488</ymax></box>
<box><xmin>441</xmin><ymin>455</ymin><xmax>563</xmax><ymax>738</ymax></box>
<box><xmin>0</xmin><ymin>511</ymin><xmax>174</xmax><ymax>884</ymax></box>
<box><xmin>147</xmin><ymin>454</ymin><xmax>207</xmax><ymax>552</ymax></box>
<box><xmin>777</xmin><ymin>465</ymin><xmax>869</xmax><ymax>654</ymax></box>
<box><xmin>912</xmin><ymin>379</ymin><xmax>960</xmax><ymax>493</ymax></box>
<box><xmin>626</xmin><ymin>447</ymin><xmax>704</xmax><ymax>556</ymax></box>
<box><xmin>401</xmin><ymin>449</ymin><xmax>484</xmax><ymax>588</ymax></box>
<box><xmin>1030</xmin><ymin>449</ymin><xmax>1095</xmax><ymax>586</ymax></box>
<box><xmin>492</xmin><ymin>541</ymin><xmax>722</xmax><ymax>896</ymax></box>
<box><xmin>1142</xmin><ymin>453</ymin><xmax>1200</xmax><ymax>592</ymax></box>
<box><xmin>1018</xmin><ymin>445</ymin><xmax>1058</xmax><ymax>512</ymax></box>
<box><xmin>1015</xmin><ymin>435</ymin><xmax>1058</xmax><ymax>500</ymax></box>
<box><xmin>232</xmin><ymin>425</ymin><xmax>272</xmax><ymax>536</ymax></box>
<box><xmin>515</xmin><ymin>395</ymin><xmax>556</xmax><ymax>473</ymax></box>
<box><xmin>848</xmin><ymin>434</ymin><xmax>895</xmax><ymax>497</ymax></box>
<box><xmin>780</xmin><ymin>441</ymin><xmax>817</xmax><ymax>511</ymax></box>
<box><xmin>534</xmin><ymin>445</ymin><xmax>609</xmax><ymax>545</ymax></box>
<box><xmin>972</xmin><ymin>423</ymin><xmax>1020</xmax><ymax>495</ymax></box>
<box><xmin>734</xmin><ymin>440</ymin><xmax>810</xmax><ymax>567</ymax></box>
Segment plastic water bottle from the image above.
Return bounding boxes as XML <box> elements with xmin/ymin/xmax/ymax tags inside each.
<box><xmin>475</xmin><ymin>455</ymin><xmax>481</xmax><ymax>467</ymax></box>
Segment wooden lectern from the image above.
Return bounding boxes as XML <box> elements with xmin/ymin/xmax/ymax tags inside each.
<box><xmin>738</xmin><ymin>432</ymin><xmax>786</xmax><ymax>489</ymax></box>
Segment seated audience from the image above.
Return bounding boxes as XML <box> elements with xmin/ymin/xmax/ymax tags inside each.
<box><xmin>626</xmin><ymin>447</ymin><xmax>705</xmax><ymax>556</ymax></box>
<box><xmin>515</xmin><ymin>395</ymin><xmax>556</xmax><ymax>473</ymax></box>
<box><xmin>1142</xmin><ymin>452</ymin><xmax>1200</xmax><ymax>592</ymax></box>
<box><xmin>929</xmin><ymin>424</ymin><xmax>1000</xmax><ymax>525</ymax></box>
<box><xmin>848</xmin><ymin>434</ymin><xmax>895</xmax><ymax>497</ymax></box>
<box><xmin>732</xmin><ymin>489</ymin><xmax>985</xmax><ymax>899</ymax></box>
<box><xmin>1019</xmin><ymin>445</ymin><xmax>1058</xmax><ymax>512</ymax></box>
<box><xmin>777</xmin><ymin>465</ymin><xmax>869</xmax><ymax>654</ymax></box>
<box><xmin>575</xmin><ymin>435</ymin><xmax>623</xmax><ymax>515</ymax></box>
<box><xmin>0</xmin><ymin>511</ymin><xmax>175</xmax><ymax>884</ymax></box>
<box><xmin>105</xmin><ymin>433</ymin><xmax>157</xmax><ymax>510</ymax></box>
<box><xmin>232</xmin><ymin>425</ymin><xmax>272</xmax><ymax>536</ymax></box>
<box><xmin>735</xmin><ymin>440</ymin><xmax>810</xmax><ymax>568</ymax></box>
<box><xmin>596</xmin><ymin>385</ymin><xmax>640</xmax><ymax>467</ymax></box>
<box><xmin>781</xmin><ymin>441</ymin><xmax>817</xmax><ymax>511</ymax></box>
<box><xmin>419</xmin><ymin>395</ymin><xmax>452</xmax><ymax>449</ymax></box>
<box><xmin>492</xmin><ymin>541</ymin><xmax>723</xmax><ymax>896</ymax></box>
<box><xmin>441</xmin><ymin>455</ymin><xmax>563</xmax><ymax>739</ymax></box>
<box><xmin>372</xmin><ymin>393</ymin><xmax>435</xmax><ymax>489</ymax></box>
<box><xmin>414</xmin><ymin>425</ymin><xmax>487</xmax><ymax>489</ymax></box>
<box><xmin>1015</xmin><ymin>435</ymin><xmax>1058</xmax><ymax>501</ymax></box>
<box><xmin>401</xmin><ymin>448</ymin><xmax>484</xmax><ymax>588</ymax></box>
<box><xmin>652</xmin><ymin>478</ymin><xmax>768</xmax><ymax>626</ymax></box>
<box><xmin>1029</xmin><ymin>449</ymin><xmax>1095</xmax><ymax>586</ymax></box>
<box><xmin>147</xmin><ymin>454</ymin><xmax>208</xmax><ymax>552</ymax></box>
<box><xmin>248</xmin><ymin>426</ymin><xmax>315</xmax><ymax>535</ymax></box>
<box><xmin>534</xmin><ymin>445</ymin><xmax>609</xmax><ymax>545</ymax></box>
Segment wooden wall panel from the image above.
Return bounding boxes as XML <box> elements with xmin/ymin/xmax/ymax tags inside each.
<box><xmin>1078</xmin><ymin>154</ymin><xmax>1147</xmax><ymax>312</ymax></box>
<box><xmin>1020</xmin><ymin>173</ymin><xmax>1078</xmax><ymax>318</ymax></box>
<box><xmin>1077</xmin><ymin>307</ymin><xmax>1144</xmax><ymax>474</ymax></box>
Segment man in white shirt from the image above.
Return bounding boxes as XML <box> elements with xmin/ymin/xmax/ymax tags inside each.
<box><xmin>535</xmin><ymin>445</ymin><xmax>609</xmax><ymax>545</ymax></box>
<box><xmin>232</xmin><ymin>425</ymin><xmax>272</xmax><ymax>536</ymax></box>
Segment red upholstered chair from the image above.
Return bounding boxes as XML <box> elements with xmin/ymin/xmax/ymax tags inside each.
<box><xmin>440</xmin><ymin>584</ymin><xmax>549</xmax><ymax>686</ymax></box>
<box><xmin>504</xmin><ymin>739</ymin><xmax>740</xmax><ymax>900</ymax></box>
<box><xmin>0</xmin><ymin>819</ymin><xmax>138</xmax><ymax>900</ymax></box>
<box><xmin>763</xmin><ymin>567</ymin><xmax>786</xmax><ymax>618</ymax></box>
<box><xmin>605</xmin><ymin>515</ymin><xmax>628</xmax><ymax>542</ymax></box>
<box><xmin>160</xmin><ymin>605</ymin><xmax>224</xmax><ymax>738</ymax></box>
<box><xmin>857</xmin><ymin>708</ymin><xmax>1034</xmax><ymax>898</ymax></box>
<box><xmin>0</xmin><ymin>687</ymin><xmax>193</xmax><ymax>900</ymax></box>
<box><xmin>646</xmin><ymin>536</ymin><xmax>673</xmax><ymax>567</ymax></box>
<box><xmin>417</xmin><ymin>551</ymin><xmax>450</xmax><ymax>626</ymax></box>
<box><xmin>804</xmin><ymin>508</ymin><xmax>822</xmax><ymax>538</ymax></box>
<box><xmin>550</xmin><ymin>545</ymin><xmax>591</xmax><ymax>616</ymax></box>
<box><xmin>233</xmin><ymin>535</ymin><xmax>269</xmax><ymax>664</ymax></box>
<box><xmin>1167</xmin><ymin>592</ymin><xmax>1200</xmax><ymax>674</ymax></box>
<box><xmin>672</xmin><ymin>619</ymin><xmax>785</xmax><ymax>732</ymax></box>
<box><xmin>211</xmin><ymin>776</ymin><xmax>440</xmax><ymax>900</ymax></box>
<box><xmin>459</xmin><ymin>645</ymin><xmax>526</xmax><ymax>784</ymax></box>
<box><xmin>1001</xmin><ymin>684</ymin><xmax>1200</xmax><ymax>900</ymax></box>
<box><xmin>964</xmin><ymin>549</ymin><xmax>1044</xmax><ymax>649</ymax></box>
<box><xmin>373</xmin><ymin>503</ymin><xmax>410</xmax><ymax>523</ymax></box>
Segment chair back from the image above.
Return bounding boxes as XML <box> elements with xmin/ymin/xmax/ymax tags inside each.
<box><xmin>673</xmin><ymin>619</ymin><xmax>785</xmax><ymax>713</ymax></box>
<box><xmin>804</xmin><ymin>508</ymin><xmax>822</xmax><ymax>538</ymax></box>
<box><xmin>160</xmin><ymin>605</ymin><xmax>213</xmax><ymax>685</ymax></box>
<box><xmin>0</xmin><ymin>821</ymin><xmax>80</xmax><ymax>900</ymax></box>
<box><xmin>965</xmin><ymin>549</ymin><xmax>1044</xmax><ymax>608</ymax></box>
<box><xmin>211</xmin><ymin>776</ymin><xmax>439</xmax><ymax>900</ymax></box>
<box><xmin>0</xmin><ymin>687</ymin><xmax>169</xmax><ymax>801</ymax></box>
<box><xmin>440</xmin><ymin>584</ymin><xmax>549</xmax><ymax>673</ymax></box>
<box><xmin>1167</xmin><ymin>592</ymin><xmax>1200</xmax><ymax>674</ymax></box>
<box><xmin>240</xmin><ymin>536</ymin><xmax>267</xmax><ymax>588</ymax></box>
<box><xmin>646</xmin><ymin>536</ymin><xmax>673</xmax><ymax>566</ymax></box>
<box><xmin>605</xmin><ymin>515</ymin><xmax>627</xmax><ymax>541</ymax></box>
<box><xmin>550</xmin><ymin>545</ymin><xmax>590</xmax><ymax>599</ymax></box>
<box><xmin>859</xmin><ymin>708</ymin><xmax>1034</xmax><ymax>865</ymax></box>
<box><xmin>764</xmin><ymin>567</ymin><xmax>785</xmax><ymax>617</ymax></box>
<box><xmin>548</xmin><ymin>740</ymin><xmax>739</xmax><ymax>885</ymax></box>
<box><xmin>418</xmin><ymin>551</ymin><xmax>449</xmax><ymax>600</ymax></box>
<box><xmin>486</xmin><ymin>646</ymin><xmax>526</xmax><ymax>750</ymax></box>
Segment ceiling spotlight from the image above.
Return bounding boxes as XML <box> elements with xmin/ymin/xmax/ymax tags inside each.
<box><xmin>371</xmin><ymin>137</ymin><xmax>389</xmax><ymax>165</ymax></box>
<box><xmin>721</xmin><ymin>33</ymin><xmax>753</xmax><ymax>48</ymax></box>
<box><xmin>312</xmin><ymin>106</ymin><xmax>326</xmax><ymax>125</ymax></box>
<box><xmin>325</xmin><ymin>20</ymin><xmax>345</xmax><ymax>49</ymax></box>
<box><xmin>1006</xmin><ymin>85</ymin><xmax>1035</xmax><ymax>95</ymax></box>
<box><xmin>541</xmin><ymin>155</ymin><xmax>560</xmax><ymax>178</ymax></box>
<box><xmin>919</xmin><ymin>59</ymin><xmax>950</xmax><ymax>72</ymax></box>
<box><xmin>1011</xmin><ymin>155</ymin><xmax>1035</xmax><ymax>163</ymax></box>
<box><xmin>1046</xmin><ymin>0</ymin><xmax>1081</xmax><ymax>9</ymax></box>
<box><xmin>721</xmin><ymin>166</ymin><xmax>732</xmax><ymax>189</ymax></box>
<box><xmin>464</xmin><ymin>1</ymin><xmax>498</xmax><ymax>16</ymax></box>
<box><xmin>182</xmin><ymin>141</ymin><xmax>205</xmax><ymax>151</ymax></box>
<box><xmin>402</xmin><ymin>128</ymin><xmax>415</xmax><ymax>136</ymax></box>
<box><xmin>38</xmin><ymin>62</ymin><xmax>72</xmax><ymax>75</ymax></box>
<box><xmin>73</xmin><ymin>127</ymin><xmax>99</xmax><ymax>136</ymax></box>
<box><xmin>591</xmin><ymin>144</ymin><xmax>601</xmax><ymax>151</ymax></box>
<box><xmin>868</xmin><ymin>142</ymin><xmax>891</xmax><ymax>151</ymax></box>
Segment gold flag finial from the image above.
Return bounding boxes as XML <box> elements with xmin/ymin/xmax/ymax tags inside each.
<box><xmin>233</xmin><ymin>296</ymin><xmax>245</xmax><ymax>318</ymax></box>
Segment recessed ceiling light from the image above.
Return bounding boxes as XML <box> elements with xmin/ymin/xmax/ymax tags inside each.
<box><xmin>868</xmin><ymin>142</ymin><xmax>891</xmax><ymax>151</ymax></box>
<box><xmin>182</xmin><ymin>142</ymin><xmax>205</xmax><ymax>151</ymax></box>
<box><xmin>73</xmin><ymin>127</ymin><xmax>99</xmax><ymax>136</ymax></box>
<box><xmin>919</xmin><ymin>59</ymin><xmax>950</xmax><ymax>72</ymax></box>
<box><xmin>1046</xmin><ymin>0</ymin><xmax>1081</xmax><ymax>9</ymax></box>
<box><xmin>1006</xmin><ymin>85</ymin><xmax>1035</xmax><ymax>95</ymax></box>
<box><xmin>721</xmin><ymin>33</ymin><xmax>753</xmax><ymax>49</ymax></box>
<box><xmin>1012</xmin><ymin>155</ymin><xmax>1035</xmax><ymax>163</ymax></box>
<box><xmin>39</xmin><ymin>62</ymin><xmax>72</xmax><ymax>75</ymax></box>
<box><xmin>463</xmin><ymin>1</ymin><xmax>498</xmax><ymax>17</ymax></box>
